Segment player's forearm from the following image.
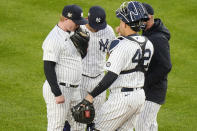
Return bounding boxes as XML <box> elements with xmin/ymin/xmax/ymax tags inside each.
<box><xmin>44</xmin><ymin>61</ymin><xmax>62</xmax><ymax>96</ymax></box>
<box><xmin>89</xmin><ymin>71</ymin><xmax>118</xmax><ymax>98</ymax></box>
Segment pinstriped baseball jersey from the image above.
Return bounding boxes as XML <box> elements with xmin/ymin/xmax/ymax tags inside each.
<box><xmin>78</xmin><ymin>25</ymin><xmax>115</xmax><ymax>130</ymax></box>
<box><xmin>42</xmin><ymin>25</ymin><xmax>82</xmax><ymax>85</ymax></box>
<box><xmin>80</xmin><ymin>25</ymin><xmax>116</xmax><ymax>77</ymax></box>
<box><xmin>94</xmin><ymin>35</ymin><xmax>154</xmax><ymax>130</ymax></box>
<box><xmin>105</xmin><ymin>36</ymin><xmax>154</xmax><ymax>89</ymax></box>
<box><xmin>42</xmin><ymin>25</ymin><xmax>85</xmax><ymax>131</ymax></box>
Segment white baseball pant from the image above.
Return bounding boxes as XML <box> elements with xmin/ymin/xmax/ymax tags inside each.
<box><xmin>95</xmin><ymin>88</ymin><xmax>145</xmax><ymax>131</ymax></box>
<box><xmin>43</xmin><ymin>81</ymin><xmax>86</xmax><ymax>131</ymax></box>
<box><xmin>80</xmin><ymin>73</ymin><xmax>106</xmax><ymax>122</ymax></box>
<box><xmin>135</xmin><ymin>100</ymin><xmax>161</xmax><ymax>131</ymax></box>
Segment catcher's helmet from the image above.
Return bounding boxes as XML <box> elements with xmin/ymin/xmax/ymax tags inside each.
<box><xmin>116</xmin><ymin>1</ymin><xmax>149</xmax><ymax>31</ymax></box>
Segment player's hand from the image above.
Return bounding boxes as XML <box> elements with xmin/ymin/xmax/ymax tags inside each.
<box><xmin>85</xmin><ymin>94</ymin><xmax>93</xmax><ymax>103</ymax></box>
<box><xmin>55</xmin><ymin>95</ymin><xmax>65</xmax><ymax>104</ymax></box>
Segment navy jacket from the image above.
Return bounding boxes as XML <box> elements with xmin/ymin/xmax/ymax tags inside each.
<box><xmin>143</xmin><ymin>18</ymin><xmax>172</xmax><ymax>104</ymax></box>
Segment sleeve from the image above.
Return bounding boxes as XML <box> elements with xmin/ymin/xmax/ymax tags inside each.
<box><xmin>145</xmin><ymin>36</ymin><xmax>172</xmax><ymax>86</ymax></box>
<box><xmin>42</xmin><ymin>38</ymin><xmax>62</xmax><ymax>62</ymax></box>
<box><xmin>44</xmin><ymin>61</ymin><xmax>62</xmax><ymax>96</ymax></box>
<box><xmin>90</xmin><ymin>71</ymin><xmax>118</xmax><ymax>98</ymax></box>
<box><xmin>105</xmin><ymin>43</ymin><xmax>130</xmax><ymax>75</ymax></box>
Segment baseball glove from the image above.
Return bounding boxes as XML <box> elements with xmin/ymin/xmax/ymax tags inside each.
<box><xmin>71</xmin><ymin>99</ymin><xmax>95</xmax><ymax>124</ymax></box>
<box><xmin>70</xmin><ymin>27</ymin><xmax>90</xmax><ymax>58</ymax></box>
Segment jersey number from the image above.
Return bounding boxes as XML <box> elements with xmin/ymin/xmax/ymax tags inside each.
<box><xmin>132</xmin><ymin>49</ymin><xmax>151</xmax><ymax>70</ymax></box>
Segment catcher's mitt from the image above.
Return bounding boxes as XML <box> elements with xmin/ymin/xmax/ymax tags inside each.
<box><xmin>71</xmin><ymin>99</ymin><xmax>95</xmax><ymax>124</ymax></box>
<box><xmin>70</xmin><ymin>27</ymin><xmax>90</xmax><ymax>58</ymax></box>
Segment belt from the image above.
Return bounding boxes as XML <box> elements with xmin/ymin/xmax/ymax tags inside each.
<box><xmin>82</xmin><ymin>74</ymin><xmax>101</xmax><ymax>79</ymax></box>
<box><xmin>59</xmin><ymin>82</ymin><xmax>79</xmax><ymax>88</ymax></box>
<box><xmin>110</xmin><ymin>87</ymin><xmax>143</xmax><ymax>93</ymax></box>
<box><xmin>121</xmin><ymin>87</ymin><xmax>142</xmax><ymax>92</ymax></box>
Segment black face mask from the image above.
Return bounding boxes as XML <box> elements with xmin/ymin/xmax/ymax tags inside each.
<box><xmin>141</xmin><ymin>23</ymin><xmax>147</xmax><ymax>31</ymax></box>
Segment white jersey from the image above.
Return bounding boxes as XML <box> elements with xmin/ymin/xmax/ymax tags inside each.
<box><xmin>42</xmin><ymin>25</ymin><xmax>82</xmax><ymax>85</ymax></box>
<box><xmin>105</xmin><ymin>35</ymin><xmax>154</xmax><ymax>89</ymax></box>
<box><xmin>42</xmin><ymin>25</ymin><xmax>85</xmax><ymax>131</ymax></box>
<box><xmin>80</xmin><ymin>25</ymin><xmax>116</xmax><ymax>77</ymax></box>
<box><xmin>95</xmin><ymin>35</ymin><xmax>154</xmax><ymax>131</ymax></box>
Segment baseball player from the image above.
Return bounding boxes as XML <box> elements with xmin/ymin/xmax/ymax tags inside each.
<box><xmin>81</xmin><ymin>1</ymin><xmax>154</xmax><ymax>130</ymax></box>
<box><xmin>63</xmin><ymin>6</ymin><xmax>116</xmax><ymax>131</ymax></box>
<box><xmin>80</xmin><ymin>6</ymin><xmax>116</xmax><ymax>130</ymax></box>
<box><xmin>42</xmin><ymin>5</ymin><xmax>88</xmax><ymax>131</ymax></box>
<box><xmin>135</xmin><ymin>3</ymin><xmax>172</xmax><ymax>131</ymax></box>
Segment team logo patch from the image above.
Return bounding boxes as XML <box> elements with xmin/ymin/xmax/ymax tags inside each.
<box><xmin>99</xmin><ymin>39</ymin><xmax>109</xmax><ymax>52</ymax></box>
<box><xmin>67</xmin><ymin>12</ymin><xmax>72</xmax><ymax>18</ymax></box>
<box><xmin>96</xmin><ymin>17</ymin><xmax>101</xmax><ymax>23</ymax></box>
<box><xmin>106</xmin><ymin>62</ymin><xmax>111</xmax><ymax>67</ymax></box>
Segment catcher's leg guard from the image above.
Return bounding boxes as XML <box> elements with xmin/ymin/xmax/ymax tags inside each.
<box><xmin>63</xmin><ymin>121</ymin><xmax>70</xmax><ymax>131</ymax></box>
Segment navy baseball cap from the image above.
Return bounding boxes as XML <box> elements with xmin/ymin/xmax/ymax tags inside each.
<box><xmin>142</xmin><ymin>3</ymin><xmax>154</xmax><ymax>15</ymax></box>
<box><xmin>88</xmin><ymin>6</ymin><xmax>107</xmax><ymax>30</ymax></box>
<box><xmin>62</xmin><ymin>5</ymin><xmax>88</xmax><ymax>25</ymax></box>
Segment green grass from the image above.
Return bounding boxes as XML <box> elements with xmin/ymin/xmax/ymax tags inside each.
<box><xmin>0</xmin><ymin>0</ymin><xmax>197</xmax><ymax>130</ymax></box>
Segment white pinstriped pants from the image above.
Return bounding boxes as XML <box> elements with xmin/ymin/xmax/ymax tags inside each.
<box><xmin>135</xmin><ymin>100</ymin><xmax>161</xmax><ymax>131</ymax></box>
<box><xmin>95</xmin><ymin>88</ymin><xmax>145</xmax><ymax>131</ymax></box>
<box><xmin>43</xmin><ymin>81</ymin><xmax>86</xmax><ymax>131</ymax></box>
<box><xmin>79</xmin><ymin>73</ymin><xmax>106</xmax><ymax>122</ymax></box>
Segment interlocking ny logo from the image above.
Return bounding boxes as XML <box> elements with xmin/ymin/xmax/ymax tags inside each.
<box><xmin>99</xmin><ymin>39</ymin><xmax>109</xmax><ymax>52</ymax></box>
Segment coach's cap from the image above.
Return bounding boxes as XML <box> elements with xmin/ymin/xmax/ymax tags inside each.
<box><xmin>88</xmin><ymin>6</ymin><xmax>107</xmax><ymax>30</ymax></box>
<box><xmin>142</xmin><ymin>3</ymin><xmax>154</xmax><ymax>15</ymax></box>
<box><xmin>62</xmin><ymin>5</ymin><xmax>88</xmax><ymax>25</ymax></box>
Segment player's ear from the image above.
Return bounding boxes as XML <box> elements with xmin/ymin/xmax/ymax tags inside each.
<box><xmin>60</xmin><ymin>15</ymin><xmax>68</xmax><ymax>22</ymax></box>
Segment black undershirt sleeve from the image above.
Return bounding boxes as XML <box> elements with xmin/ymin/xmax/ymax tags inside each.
<box><xmin>89</xmin><ymin>71</ymin><xmax>118</xmax><ymax>98</ymax></box>
<box><xmin>44</xmin><ymin>61</ymin><xmax>62</xmax><ymax>97</ymax></box>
